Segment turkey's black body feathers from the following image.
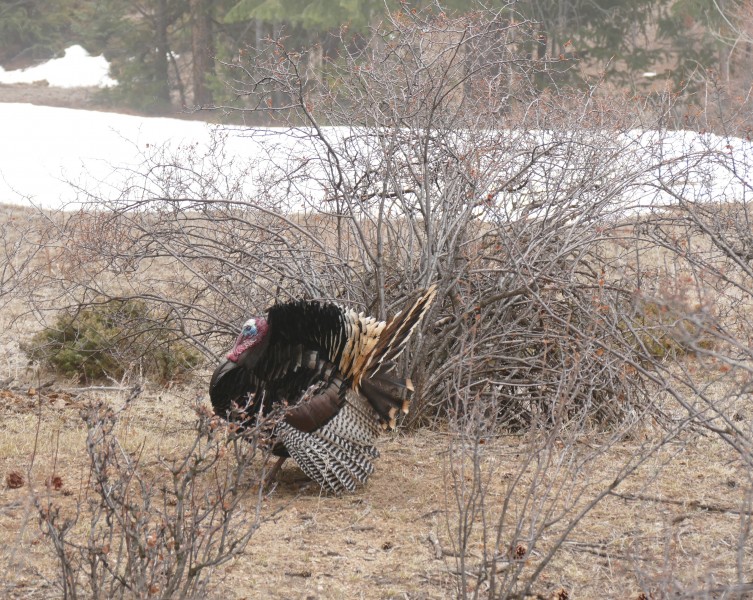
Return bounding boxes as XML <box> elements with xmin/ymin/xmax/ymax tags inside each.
<box><xmin>209</xmin><ymin>287</ymin><xmax>437</xmax><ymax>493</ymax></box>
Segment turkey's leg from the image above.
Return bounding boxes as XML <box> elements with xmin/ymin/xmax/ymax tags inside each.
<box><xmin>263</xmin><ymin>456</ymin><xmax>287</xmax><ymax>486</ymax></box>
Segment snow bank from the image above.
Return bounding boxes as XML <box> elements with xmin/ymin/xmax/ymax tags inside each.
<box><xmin>0</xmin><ymin>102</ymin><xmax>751</xmax><ymax>214</ymax></box>
<box><xmin>0</xmin><ymin>45</ymin><xmax>116</xmax><ymax>88</ymax></box>
<box><xmin>0</xmin><ymin>103</ymin><xmax>226</xmax><ymax>207</ymax></box>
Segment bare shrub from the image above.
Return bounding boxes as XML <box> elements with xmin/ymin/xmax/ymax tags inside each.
<box><xmin>0</xmin><ymin>205</ymin><xmax>46</xmax><ymax>312</ymax></box>
<box><xmin>35</xmin><ymin>395</ymin><xmax>266</xmax><ymax>599</ymax></box>
<box><xmin>18</xmin><ymin>4</ymin><xmax>662</xmax><ymax>426</ymax></box>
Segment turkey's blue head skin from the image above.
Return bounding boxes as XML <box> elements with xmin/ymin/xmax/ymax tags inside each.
<box><xmin>227</xmin><ymin>317</ymin><xmax>269</xmax><ymax>363</ymax></box>
<box><xmin>209</xmin><ymin>316</ymin><xmax>270</xmax><ymax>414</ymax></box>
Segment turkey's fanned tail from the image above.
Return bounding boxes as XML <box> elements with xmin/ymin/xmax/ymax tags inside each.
<box><xmin>356</xmin><ymin>285</ymin><xmax>436</xmax><ymax>429</ymax></box>
<box><xmin>362</xmin><ymin>285</ymin><xmax>437</xmax><ymax>378</ymax></box>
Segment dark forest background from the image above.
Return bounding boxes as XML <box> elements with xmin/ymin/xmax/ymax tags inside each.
<box><xmin>1</xmin><ymin>0</ymin><xmax>751</xmax><ymax>123</ymax></box>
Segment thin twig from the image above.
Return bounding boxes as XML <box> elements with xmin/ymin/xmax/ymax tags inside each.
<box><xmin>609</xmin><ymin>491</ymin><xmax>753</xmax><ymax>516</ymax></box>
<box><xmin>428</xmin><ymin>531</ymin><xmax>443</xmax><ymax>560</ymax></box>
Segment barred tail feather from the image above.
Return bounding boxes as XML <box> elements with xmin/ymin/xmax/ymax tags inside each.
<box><xmin>358</xmin><ymin>285</ymin><xmax>436</xmax><ymax>428</ymax></box>
<box><xmin>363</xmin><ymin>285</ymin><xmax>437</xmax><ymax>375</ymax></box>
<box><xmin>278</xmin><ymin>422</ymin><xmax>376</xmax><ymax>492</ymax></box>
<box><xmin>274</xmin><ymin>391</ymin><xmax>382</xmax><ymax>493</ymax></box>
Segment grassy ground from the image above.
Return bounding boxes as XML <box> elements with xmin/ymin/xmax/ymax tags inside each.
<box><xmin>0</xmin><ymin>367</ymin><xmax>749</xmax><ymax>599</ymax></box>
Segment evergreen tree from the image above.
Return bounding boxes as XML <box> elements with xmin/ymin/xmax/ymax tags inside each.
<box><xmin>2</xmin><ymin>0</ymin><xmax>746</xmax><ymax>117</ymax></box>
<box><xmin>664</xmin><ymin>0</ymin><xmax>746</xmax><ymax>86</ymax></box>
<box><xmin>73</xmin><ymin>0</ymin><xmax>187</xmax><ymax>113</ymax></box>
<box><xmin>0</xmin><ymin>0</ymin><xmax>86</xmax><ymax>64</ymax></box>
<box><xmin>190</xmin><ymin>0</ymin><xmax>216</xmax><ymax>106</ymax></box>
<box><xmin>513</xmin><ymin>0</ymin><xmax>669</xmax><ymax>86</ymax></box>
<box><xmin>225</xmin><ymin>0</ymin><xmax>380</xmax><ymax>33</ymax></box>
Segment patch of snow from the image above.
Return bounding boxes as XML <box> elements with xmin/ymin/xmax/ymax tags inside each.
<box><xmin>0</xmin><ymin>103</ymin><xmax>227</xmax><ymax>208</ymax></box>
<box><xmin>0</xmin><ymin>45</ymin><xmax>117</xmax><ymax>88</ymax></box>
<box><xmin>0</xmin><ymin>103</ymin><xmax>750</xmax><ymax>216</ymax></box>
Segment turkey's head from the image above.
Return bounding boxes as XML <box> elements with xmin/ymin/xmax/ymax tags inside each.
<box><xmin>209</xmin><ymin>317</ymin><xmax>270</xmax><ymax>409</ymax></box>
<box><xmin>227</xmin><ymin>317</ymin><xmax>269</xmax><ymax>363</ymax></box>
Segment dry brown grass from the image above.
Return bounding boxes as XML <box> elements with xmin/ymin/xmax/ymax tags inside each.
<box><xmin>1</xmin><ymin>370</ymin><xmax>750</xmax><ymax>599</ymax></box>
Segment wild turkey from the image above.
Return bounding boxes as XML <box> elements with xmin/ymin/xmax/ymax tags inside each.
<box><xmin>209</xmin><ymin>286</ymin><xmax>437</xmax><ymax>493</ymax></box>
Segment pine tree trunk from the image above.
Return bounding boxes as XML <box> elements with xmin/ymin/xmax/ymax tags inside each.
<box><xmin>154</xmin><ymin>0</ymin><xmax>171</xmax><ymax>107</ymax></box>
<box><xmin>190</xmin><ymin>0</ymin><xmax>214</xmax><ymax>107</ymax></box>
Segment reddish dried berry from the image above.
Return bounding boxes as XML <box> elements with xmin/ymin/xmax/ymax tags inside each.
<box><xmin>6</xmin><ymin>471</ymin><xmax>24</xmax><ymax>489</ymax></box>
<box><xmin>46</xmin><ymin>475</ymin><xmax>63</xmax><ymax>491</ymax></box>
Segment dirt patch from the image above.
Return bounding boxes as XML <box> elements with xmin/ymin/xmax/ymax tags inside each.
<box><xmin>0</xmin><ymin>82</ymin><xmax>204</xmax><ymax>118</ymax></box>
<box><xmin>0</xmin><ymin>82</ymin><xmax>117</xmax><ymax>112</ymax></box>
<box><xmin>0</xmin><ymin>371</ymin><xmax>749</xmax><ymax>599</ymax></box>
